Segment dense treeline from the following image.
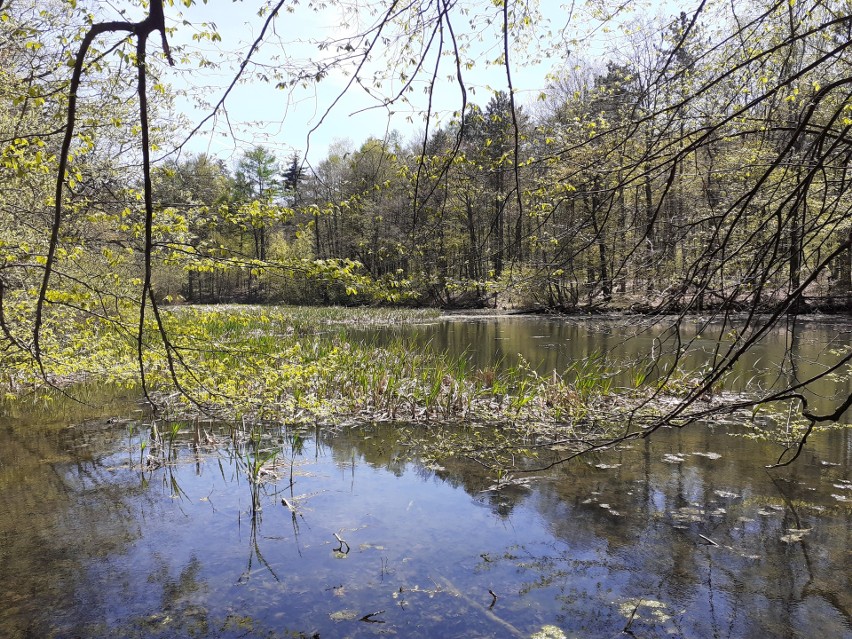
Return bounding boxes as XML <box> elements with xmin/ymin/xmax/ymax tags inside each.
<box><xmin>2</xmin><ymin>0</ymin><xmax>851</xmax><ymax>321</ymax></box>
<box><xmin>145</xmin><ymin>2</ymin><xmax>852</xmax><ymax>313</ymax></box>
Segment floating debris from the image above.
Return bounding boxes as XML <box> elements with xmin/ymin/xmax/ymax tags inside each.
<box><xmin>594</xmin><ymin>463</ymin><xmax>622</xmax><ymax>469</ymax></box>
<box><xmin>671</xmin><ymin>506</ymin><xmax>704</xmax><ymax>524</ymax></box>
<box><xmin>618</xmin><ymin>599</ymin><xmax>675</xmax><ymax>624</ymax></box>
<box><xmin>714</xmin><ymin>490</ymin><xmax>740</xmax><ymax>499</ymax></box>
<box><xmin>831</xmin><ymin>494</ymin><xmax>852</xmax><ymax>503</ymax></box>
<box><xmin>329</xmin><ymin>610</ymin><xmax>360</xmax><ymax>621</ymax></box>
<box><xmin>530</xmin><ymin>625</ymin><xmax>567</xmax><ymax>639</ymax></box>
<box><xmin>484</xmin><ymin>476</ymin><xmax>536</xmax><ymax>491</ymax></box>
<box><xmin>780</xmin><ymin>528</ymin><xmax>811</xmax><ymax>543</ymax></box>
<box><xmin>693</xmin><ymin>452</ymin><xmax>722</xmax><ymax>460</ymax></box>
<box><xmin>663</xmin><ymin>454</ymin><xmax>685</xmax><ymax>464</ymax></box>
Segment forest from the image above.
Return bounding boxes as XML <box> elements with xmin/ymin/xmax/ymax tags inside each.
<box><xmin>1</xmin><ymin>0</ymin><xmax>851</xmax><ymax>437</ymax></box>
<box><xmin>3</xmin><ymin>0</ymin><xmax>851</xmax><ymax>309</ymax></box>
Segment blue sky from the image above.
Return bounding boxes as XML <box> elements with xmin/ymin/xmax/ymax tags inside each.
<box><xmin>149</xmin><ymin>0</ymin><xmax>673</xmax><ymax>166</ymax></box>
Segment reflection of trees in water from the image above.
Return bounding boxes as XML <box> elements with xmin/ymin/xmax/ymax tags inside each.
<box><xmin>131</xmin><ymin>418</ymin><xmax>852</xmax><ymax>637</ymax></box>
<box><xmin>4</xmin><ymin>398</ymin><xmax>849</xmax><ymax>638</ymax></box>
<box><xmin>465</xmin><ymin>427</ymin><xmax>852</xmax><ymax>638</ymax></box>
<box><xmin>0</xmin><ymin>419</ymin><xmax>146</xmax><ymax>637</ymax></box>
<box><xmin>316</xmin><ymin>422</ymin><xmax>407</xmax><ymax>476</ymax></box>
<box><xmin>143</xmin><ymin>553</ymin><xmax>210</xmax><ymax>632</ymax></box>
<box><xmin>0</xmin><ymin>415</ymin><xmax>325</xmax><ymax>638</ymax></box>
<box><xmin>764</xmin><ymin>473</ymin><xmax>852</xmax><ymax>632</ymax></box>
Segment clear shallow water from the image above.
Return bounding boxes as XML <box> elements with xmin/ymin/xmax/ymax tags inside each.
<box><xmin>1</xmin><ymin>317</ymin><xmax>851</xmax><ymax>639</ymax></box>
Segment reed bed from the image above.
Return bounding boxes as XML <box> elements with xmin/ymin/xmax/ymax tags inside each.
<box><xmin>142</xmin><ymin>306</ymin><xmax>641</xmax><ymax>431</ymax></box>
<box><xmin>3</xmin><ymin>304</ymin><xmax>781</xmax><ymax>478</ymax></box>
<box><xmin>2</xmin><ymin>305</ymin><xmax>753</xmax><ymax>443</ymax></box>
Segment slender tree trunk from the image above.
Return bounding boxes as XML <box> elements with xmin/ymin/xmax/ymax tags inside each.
<box><xmin>587</xmin><ymin>186</ymin><xmax>611</xmax><ymax>302</ymax></box>
<box><xmin>314</xmin><ymin>210</ymin><xmax>321</xmax><ymax>258</ymax></box>
<box><xmin>644</xmin><ymin>167</ymin><xmax>655</xmax><ymax>293</ymax></box>
<box><xmin>830</xmin><ymin>243</ymin><xmax>852</xmax><ymax>298</ymax></box>
<box><xmin>493</xmin><ymin>195</ymin><xmax>504</xmax><ymax>278</ymax></box>
<box><xmin>514</xmin><ymin>204</ymin><xmax>523</xmax><ymax>263</ymax></box>
<box><xmin>465</xmin><ymin>200</ymin><xmax>477</xmax><ymax>279</ymax></box>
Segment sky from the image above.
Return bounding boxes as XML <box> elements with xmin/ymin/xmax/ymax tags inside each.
<box><xmin>145</xmin><ymin>0</ymin><xmax>677</xmax><ymax>167</ymax></box>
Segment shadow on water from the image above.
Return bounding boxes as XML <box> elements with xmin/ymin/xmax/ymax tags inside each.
<box><xmin>0</xmin><ymin>318</ymin><xmax>851</xmax><ymax>638</ymax></box>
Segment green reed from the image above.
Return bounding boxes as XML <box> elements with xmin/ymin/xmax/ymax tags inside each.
<box><xmin>29</xmin><ymin>305</ymin><xmax>644</xmax><ymax>432</ymax></box>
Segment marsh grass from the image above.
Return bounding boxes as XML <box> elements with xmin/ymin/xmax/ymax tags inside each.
<box><xmin>2</xmin><ymin>305</ymin><xmax>726</xmax><ymax>466</ymax></box>
<box><xmin>134</xmin><ymin>306</ymin><xmax>648</xmax><ymax>439</ymax></box>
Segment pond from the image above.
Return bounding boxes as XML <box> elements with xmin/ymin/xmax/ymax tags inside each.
<box><xmin>351</xmin><ymin>313</ymin><xmax>852</xmax><ymax>414</ymax></box>
<box><xmin>1</xmin><ymin>315</ymin><xmax>851</xmax><ymax>639</ymax></box>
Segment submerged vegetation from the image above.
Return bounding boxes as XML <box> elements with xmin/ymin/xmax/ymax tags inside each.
<box><xmin>4</xmin><ymin>405</ymin><xmax>849</xmax><ymax>639</ymax></box>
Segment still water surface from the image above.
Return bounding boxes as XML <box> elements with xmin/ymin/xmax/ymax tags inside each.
<box><xmin>352</xmin><ymin>313</ymin><xmax>852</xmax><ymax>412</ymax></box>
<box><xmin>1</xmin><ymin>316</ymin><xmax>851</xmax><ymax>638</ymax></box>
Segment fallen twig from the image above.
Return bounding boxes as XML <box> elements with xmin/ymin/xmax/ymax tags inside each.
<box><xmin>623</xmin><ymin>599</ymin><xmax>643</xmax><ymax>633</ymax></box>
<box><xmin>434</xmin><ymin>575</ymin><xmax>524</xmax><ymax>637</ymax></box>
<box><xmin>698</xmin><ymin>534</ymin><xmax>720</xmax><ymax>547</ymax></box>
<box><xmin>333</xmin><ymin>532</ymin><xmax>350</xmax><ymax>554</ymax></box>
<box><xmin>360</xmin><ymin>610</ymin><xmax>385</xmax><ymax>623</ymax></box>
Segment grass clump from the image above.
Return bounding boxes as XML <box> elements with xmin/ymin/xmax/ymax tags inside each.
<box><xmin>1</xmin><ymin>304</ymin><xmax>669</xmax><ymax>473</ymax></box>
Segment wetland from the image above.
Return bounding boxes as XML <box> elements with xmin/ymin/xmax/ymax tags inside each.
<box><xmin>1</xmin><ymin>312</ymin><xmax>851</xmax><ymax>638</ymax></box>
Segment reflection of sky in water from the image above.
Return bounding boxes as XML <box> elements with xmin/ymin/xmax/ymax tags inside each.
<box><xmin>1</xmin><ymin>417</ymin><xmax>850</xmax><ymax>639</ymax></box>
<box><xmin>1</xmin><ymin>317</ymin><xmax>851</xmax><ymax>638</ymax></box>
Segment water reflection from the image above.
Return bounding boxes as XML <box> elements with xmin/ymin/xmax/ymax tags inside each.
<box><xmin>1</xmin><ymin>318</ymin><xmax>851</xmax><ymax>638</ymax></box>
<box><xmin>1</xmin><ymin>407</ymin><xmax>850</xmax><ymax>638</ymax></box>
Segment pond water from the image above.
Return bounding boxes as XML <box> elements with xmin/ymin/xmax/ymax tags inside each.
<box><xmin>1</xmin><ymin>316</ymin><xmax>851</xmax><ymax>639</ymax></box>
<box><xmin>352</xmin><ymin>313</ymin><xmax>852</xmax><ymax>415</ymax></box>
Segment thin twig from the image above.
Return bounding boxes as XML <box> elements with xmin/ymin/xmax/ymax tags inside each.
<box><xmin>333</xmin><ymin>532</ymin><xmax>350</xmax><ymax>554</ymax></box>
<box><xmin>698</xmin><ymin>534</ymin><xmax>720</xmax><ymax>547</ymax></box>
<box><xmin>359</xmin><ymin>610</ymin><xmax>385</xmax><ymax>623</ymax></box>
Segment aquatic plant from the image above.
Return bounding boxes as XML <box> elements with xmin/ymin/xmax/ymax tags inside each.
<box><xmin>6</xmin><ymin>304</ymin><xmax>782</xmax><ymax>480</ymax></box>
<box><xmin>166</xmin><ymin>421</ymin><xmax>182</xmax><ymax>458</ymax></box>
